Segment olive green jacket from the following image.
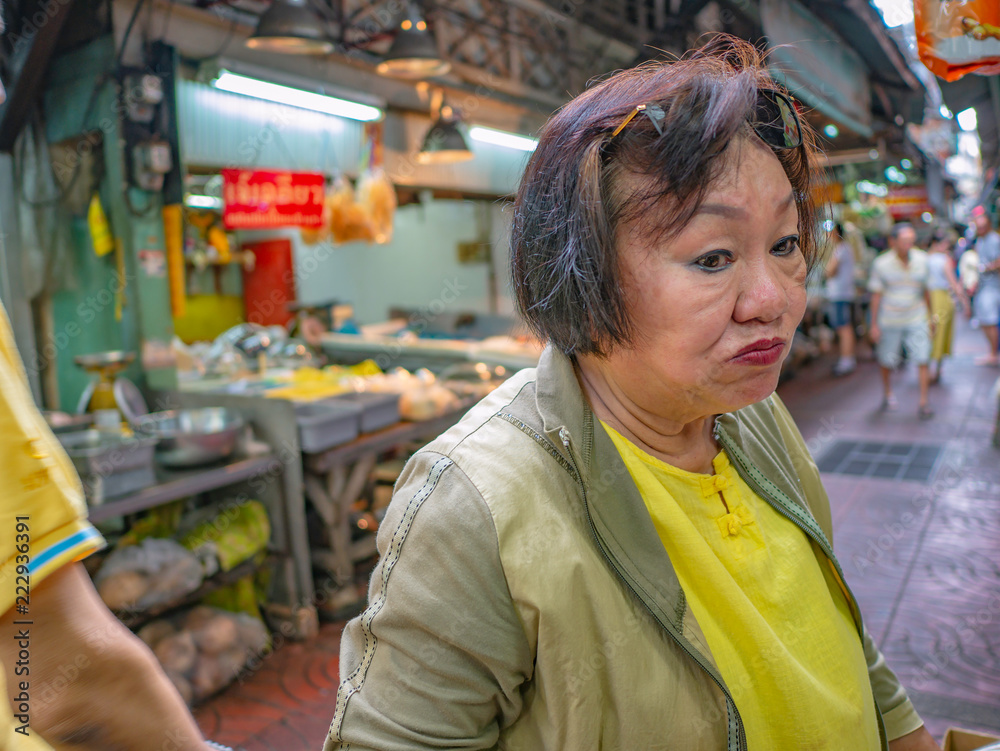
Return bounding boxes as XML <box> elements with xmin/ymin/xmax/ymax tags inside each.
<box><xmin>326</xmin><ymin>346</ymin><xmax>923</xmax><ymax>751</ymax></box>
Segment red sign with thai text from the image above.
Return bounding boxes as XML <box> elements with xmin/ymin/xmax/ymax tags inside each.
<box><xmin>222</xmin><ymin>169</ymin><xmax>325</xmax><ymax>229</ymax></box>
<box><xmin>885</xmin><ymin>186</ymin><xmax>932</xmax><ymax>219</ymax></box>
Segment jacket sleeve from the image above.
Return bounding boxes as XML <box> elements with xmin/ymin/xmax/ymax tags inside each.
<box><xmin>861</xmin><ymin>625</ymin><xmax>924</xmax><ymax>740</ymax></box>
<box><xmin>768</xmin><ymin>394</ymin><xmax>924</xmax><ymax>742</ymax></box>
<box><xmin>324</xmin><ymin>450</ymin><xmax>534</xmax><ymax>751</ymax></box>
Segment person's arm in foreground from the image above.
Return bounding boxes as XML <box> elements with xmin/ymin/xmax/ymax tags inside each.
<box><xmin>0</xmin><ymin>562</ymin><xmax>206</xmax><ymax>749</ymax></box>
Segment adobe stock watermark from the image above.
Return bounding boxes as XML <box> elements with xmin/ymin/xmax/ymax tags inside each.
<box><xmin>851</xmin><ymin>452</ymin><xmax>966</xmax><ymax>577</ymax></box>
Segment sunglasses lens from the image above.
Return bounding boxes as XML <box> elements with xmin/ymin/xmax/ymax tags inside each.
<box><xmin>754</xmin><ymin>90</ymin><xmax>802</xmax><ymax>149</ymax></box>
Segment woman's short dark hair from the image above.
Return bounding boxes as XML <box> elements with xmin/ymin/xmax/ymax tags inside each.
<box><xmin>511</xmin><ymin>36</ymin><xmax>822</xmax><ymax>356</ymax></box>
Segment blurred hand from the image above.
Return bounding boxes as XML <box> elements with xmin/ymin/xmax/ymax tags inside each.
<box><xmin>888</xmin><ymin>726</ymin><xmax>942</xmax><ymax>751</ymax></box>
<box><xmin>869</xmin><ymin>323</ymin><xmax>880</xmax><ymax>344</ymax></box>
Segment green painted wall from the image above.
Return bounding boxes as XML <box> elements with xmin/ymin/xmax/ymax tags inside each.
<box><xmin>42</xmin><ymin>36</ymin><xmax>177</xmax><ymax>409</ymax></box>
<box><xmin>49</xmin><ymin>217</ymin><xmax>131</xmax><ymax>411</ymax></box>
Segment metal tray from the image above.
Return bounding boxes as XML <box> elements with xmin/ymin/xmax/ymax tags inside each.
<box><xmin>135</xmin><ymin>408</ymin><xmax>245</xmax><ymax>468</ymax></box>
<box><xmin>57</xmin><ymin>430</ymin><xmax>158</xmax><ymax>504</ymax></box>
<box><xmin>82</xmin><ymin>466</ymin><xmax>158</xmax><ymax>505</ymax></box>
<box><xmin>58</xmin><ymin>429</ymin><xmax>159</xmax><ymax>476</ymax></box>
<box><xmin>330</xmin><ymin>392</ymin><xmax>401</xmax><ymax>433</ymax></box>
<box><xmin>294</xmin><ymin>400</ymin><xmax>362</xmax><ymax>454</ymax></box>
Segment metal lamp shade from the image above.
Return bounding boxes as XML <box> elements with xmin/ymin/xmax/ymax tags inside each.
<box><xmin>247</xmin><ymin>0</ymin><xmax>335</xmax><ymax>54</ymax></box>
<box><xmin>375</xmin><ymin>28</ymin><xmax>451</xmax><ymax>79</ymax></box>
<box><xmin>417</xmin><ymin>117</ymin><xmax>473</xmax><ymax>164</ymax></box>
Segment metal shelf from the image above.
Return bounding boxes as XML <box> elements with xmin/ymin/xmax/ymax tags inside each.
<box><xmin>88</xmin><ymin>454</ymin><xmax>283</xmax><ymax>524</ymax></box>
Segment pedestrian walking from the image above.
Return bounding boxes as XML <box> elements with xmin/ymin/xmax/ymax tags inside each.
<box><xmin>825</xmin><ymin>223</ymin><xmax>857</xmax><ymax>376</ymax></box>
<box><xmin>970</xmin><ymin>205</ymin><xmax>1000</xmax><ymax>365</ymax></box>
<box><xmin>868</xmin><ymin>223</ymin><xmax>935</xmax><ymax>419</ymax></box>
<box><xmin>926</xmin><ymin>230</ymin><xmax>970</xmax><ymax>384</ymax></box>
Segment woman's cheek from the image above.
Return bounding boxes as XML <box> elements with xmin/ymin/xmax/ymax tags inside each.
<box><xmin>787</xmin><ymin>280</ymin><xmax>808</xmax><ymax>324</ymax></box>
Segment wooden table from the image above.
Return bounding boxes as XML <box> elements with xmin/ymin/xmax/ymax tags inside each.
<box><xmin>302</xmin><ymin>406</ymin><xmax>472</xmax><ymax>585</ymax></box>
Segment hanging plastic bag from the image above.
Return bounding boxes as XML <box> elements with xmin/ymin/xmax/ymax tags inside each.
<box><xmin>356</xmin><ymin>167</ymin><xmax>397</xmax><ymax>244</ymax></box>
<box><xmin>328</xmin><ymin>175</ymin><xmax>376</xmax><ymax>245</ymax></box>
<box><xmin>914</xmin><ymin>0</ymin><xmax>1000</xmax><ymax>80</ymax></box>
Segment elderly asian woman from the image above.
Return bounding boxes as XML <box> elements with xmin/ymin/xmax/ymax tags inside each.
<box><xmin>325</xmin><ymin>39</ymin><xmax>939</xmax><ymax>751</ymax></box>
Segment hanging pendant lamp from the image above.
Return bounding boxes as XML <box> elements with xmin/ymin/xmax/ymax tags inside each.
<box><xmin>417</xmin><ymin>105</ymin><xmax>472</xmax><ymax>164</ymax></box>
<box><xmin>376</xmin><ymin>2</ymin><xmax>451</xmax><ymax>79</ymax></box>
<box><xmin>247</xmin><ymin>0</ymin><xmax>335</xmax><ymax>55</ymax></box>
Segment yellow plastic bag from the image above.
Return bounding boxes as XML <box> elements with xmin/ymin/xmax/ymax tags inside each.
<box><xmin>88</xmin><ymin>194</ymin><xmax>114</xmax><ymax>256</ymax></box>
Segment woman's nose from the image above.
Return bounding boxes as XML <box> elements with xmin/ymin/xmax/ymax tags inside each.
<box><xmin>734</xmin><ymin>258</ymin><xmax>790</xmax><ymax>323</ymax></box>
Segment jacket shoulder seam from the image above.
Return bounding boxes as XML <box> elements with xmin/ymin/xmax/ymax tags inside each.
<box><xmin>437</xmin><ymin>377</ymin><xmax>538</xmax><ymax>456</ymax></box>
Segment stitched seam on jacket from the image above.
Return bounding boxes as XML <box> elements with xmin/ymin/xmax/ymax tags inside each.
<box><xmin>496</xmin><ymin>412</ymin><xmax>576</xmax><ymax>478</ymax></box>
<box><xmin>443</xmin><ymin>378</ymin><xmax>537</xmax><ymax>455</ymax></box>
<box><xmin>328</xmin><ymin>455</ymin><xmax>453</xmax><ymax>742</ymax></box>
<box><xmin>726</xmin><ymin>432</ymin><xmax>831</xmax><ymax>550</ymax></box>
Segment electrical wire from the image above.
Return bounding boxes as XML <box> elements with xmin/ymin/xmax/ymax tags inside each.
<box><xmin>14</xmin><ymin>74</ymin><xmax>110</xmax><ymax>208</ymax></box>
<box><xmin>161</xmin><ymin>0</ymin><xmax>174</xmax><ymax>40</ymax></box>
<box><xmin>115</xmin><ymin>0</ymin><xmax>149</xmax><ymax>70</ymax></box>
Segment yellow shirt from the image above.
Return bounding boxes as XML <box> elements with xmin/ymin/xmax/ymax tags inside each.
<box><xmin>0</xmin><ymin>307</ymin><xmax>104</xmax><ymax>749</ymax></box>
<box><xmin>604</xmin><ymin>423</ymin><xmax>879</xmax><ymax>750</ymax></box>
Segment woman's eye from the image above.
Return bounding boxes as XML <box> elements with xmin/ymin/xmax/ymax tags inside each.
<box><xmin>772</xmin><ymin>236</ymin><xmax>800</xmax><ymax>256</ymax></box>
<box><xmin>694</xmin><ymin>251</ymin><xmax>734</xmax><ymax>272</ymax></box>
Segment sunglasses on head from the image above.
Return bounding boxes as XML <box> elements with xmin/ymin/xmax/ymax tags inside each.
<box><xmin>610</xmin><ymin>88</ymin><xmax>803</xmax><ymax>151</ymax></box>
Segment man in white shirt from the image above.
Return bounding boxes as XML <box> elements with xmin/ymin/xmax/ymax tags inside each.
<box><xmin>868</xmin><ymin>224</ymin><xmax>934</xmax><ymax>419</ymax></box>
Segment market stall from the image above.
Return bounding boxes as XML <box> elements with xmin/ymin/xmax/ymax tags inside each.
<box><xmin>48</xmin><ymin>373</ymin><xmax>315</xmax><ymax>704</ymax></box>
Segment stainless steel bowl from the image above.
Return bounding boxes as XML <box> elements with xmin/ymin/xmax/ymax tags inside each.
<box><xmin>135</xmin><ymin>408</ymin><xmax>245</xmax><ymax>467</ymax></box>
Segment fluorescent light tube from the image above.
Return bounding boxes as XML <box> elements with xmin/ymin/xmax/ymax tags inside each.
<box><xmin>469</xmin><ymin>126</ymin><xmax>537</xmax><ymax>152</ymax></box>
<box><xmin>213</xmin><ymin>70</ymin><xmax>383</xmax><ymax>122</ymax></box>
<box><xmin>185</xmin><ymin>194</ymin><xmax>224</xmax><ymax>209</ymax></box>
<box><xmin>957</xmin><ymin>107</ymin><xmax>978</xmax><ymax>132</ymax></box>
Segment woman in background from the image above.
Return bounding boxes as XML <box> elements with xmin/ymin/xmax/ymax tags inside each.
<box><xmin>927</xmin><ymin>229</ymin><xmax>970</xmax><ymax>384</ymax></box>
<box><xmin>825</xmin><ymin>222</ymin><xmax>857</xmax><ymax>376</ymax></box>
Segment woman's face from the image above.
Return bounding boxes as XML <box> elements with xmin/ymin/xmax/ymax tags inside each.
<box><xmin>599</xmin><ymin>139</ymin><xmax>808</xmax><ymax>422</ymax></box>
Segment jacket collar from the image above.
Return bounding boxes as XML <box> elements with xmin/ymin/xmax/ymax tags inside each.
<box><xmin>532</xmin><ymin>346</ymin><xmax>704</xmax><ymax>643</ymax></box>
<box><xmin>528</xmin><ymin>345</ymin><xmax>825</xmax><ymax>633</ymax></box>
<box><xmin>534</xmin><ymin>344</ymin><xmax>587</xmax><ymax>441</ymax></box>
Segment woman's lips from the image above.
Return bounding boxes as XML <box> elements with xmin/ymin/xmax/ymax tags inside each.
<box><xmin>731</xmin><ymin>338</ymin><xmax>786</xmax><ymax>366</ymax></box>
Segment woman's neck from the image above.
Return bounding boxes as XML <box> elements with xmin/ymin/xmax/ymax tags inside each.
<box><xmin>576</xmin><ymin>359</ymin><xmax>719</xmax><ymax>474</ymax></box>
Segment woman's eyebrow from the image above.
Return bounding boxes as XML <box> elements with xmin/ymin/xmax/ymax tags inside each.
<box><xmin>698</xmin><ymin>191</ymin><xmax>795</xmax><ymax>219</ymax></box>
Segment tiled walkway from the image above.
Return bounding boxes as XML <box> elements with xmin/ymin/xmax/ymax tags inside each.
<box><xmin>196</xmin><ymin>318</ymin><xmax>1000</xmax><ymax>749</ymax></box>
<box><xmin>779</xmin><ymin>318</ymin><xmax>1000</xmax><ymax>740</ymax></box>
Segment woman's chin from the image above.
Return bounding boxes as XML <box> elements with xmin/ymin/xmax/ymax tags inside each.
<box><xmin>719</xmin><ymin>369</ymin><xmax>782</xmax><ymax>412</ymax></box>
